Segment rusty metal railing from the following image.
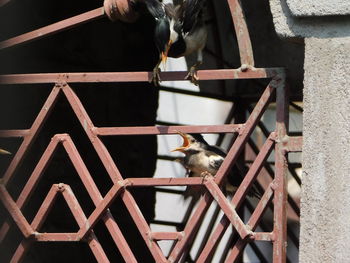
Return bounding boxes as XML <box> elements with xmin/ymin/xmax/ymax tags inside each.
<box><xmin>0</xmin><ymin>0</ymin><xmax>302</xmax><ymax>262</ymax></box>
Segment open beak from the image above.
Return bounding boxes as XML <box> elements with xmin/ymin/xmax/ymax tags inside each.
<box><xmin>0</xmin><ymin>148</ymin><xmax>11</xmax><ymax>155</ymax></box>
<box><xmin>171</xmin><ymin>131</ymin><xmax>190</xmax><ymax>152</ymax></box>
<box><xmin>161</xmin><ymin>40</ymin><xmax>173</xmax><ymax>66</ymax></box>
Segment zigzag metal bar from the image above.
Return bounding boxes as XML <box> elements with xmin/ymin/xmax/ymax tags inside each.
<box><xmin>61</xmin><ymin>135</ymin><xmax>137</xmax><ymax>262</ymax></box>
<box><xmin>78</xmin><ymin>176</ymin><xmax>208</xmax><ymax>240</ymax></box>
<box><xmin>0</xmin><ymin>133</ymin><xmax>61</xmax><ymax>243</ymax></box>
<box><xmin>78</xmin><ymin>182</ymin><xmax>125</xmax><ymax>239</ymax></box>
<box><xmin>0</xmin><ymin>7</ymin><xmax>105</xmax><ymax>50</ymax></box>
<box><xmin>225</xmin><ymin>183</ymin><xmax>275</xmax><ymax>262</ymax></box>
<box><xmin>11</xmin><ymin>184</ymin><xmax>109</xmax><ymax>263</ymax></box>
<box><xmin>2</xmin><ymin>85</ymin><xmax>61</xmax><ymax>186</ymax></box>
<box><xmin>11</xmin><ymin>184</ymin><xmax>60</xmax><ymax>262</ymax></box>
<box><xmin>2</xmin><ymin>133</ymin><xmax>136</xmax><ymax>262</ymax></box>
<box><xmin>61</xmin><ymin>84</ymin><xmax>167</xmax><ymax>262</ymax></box>
<box><xmin>169</xmin><ymin>81</ymin><xmax>274</xmax><ymax>262</ymax></box>
<box><xmin>204</xmin><ymin>178</ymin><xmax>252</xmax><ymax>240</ymax></box>
<box><xmin>168</xmin><ymin>81</ymin><xmax>275</xmax><ymax>263</ymax></box>
<box><xmin>60</xmin><ymin>184</ymin><xmax>110</xmax><ymax>262</ymax></box>
<box><xmin>0</xmin><ymin>185</ymin><xmax>34</xmax><ymax>238</ymax></box>
<box><xmin>196</xmin><ymin>134</ymin><xmax>275</xmax><ymax>262</ymax></box>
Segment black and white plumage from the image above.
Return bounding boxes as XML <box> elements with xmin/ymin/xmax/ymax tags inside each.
<box><xmin>144</xmin><ymin>0</ymin><xmax>208</xmax><ymax>85</ymax></box>
<box><xmin>172</xmin><ymin>132</ymin><xmax>225</xmax><ymax>177</ymax></box>
<box><xmin>172</xmin><ymin>132</ymin><xmax>261</xmax><ymax>198</ymax></box>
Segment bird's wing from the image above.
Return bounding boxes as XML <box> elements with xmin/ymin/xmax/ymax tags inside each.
<box><xmin>144</xmin><ymin>0</ymin><xmax>165</xmax><ymax>19</ymax></box>
<box><xmin>207</xmin><ymin>153</ymin><xmax>224</xmax><ymax>171</ymax></box>
<box><xmin>179</xmin><ymin>0</ymin><xmax>206</xmax><ymax>35</ymax></box>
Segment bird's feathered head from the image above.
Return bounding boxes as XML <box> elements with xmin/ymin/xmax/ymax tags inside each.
<box><xmin>171</xmin><ymin>131</ymin><xmax>208</xmax><ymax>153</ymax></box>
<box><xmin>154</xmin><ymin>17</ymin><xmax>171</xmax><ymax>63</ymax></box>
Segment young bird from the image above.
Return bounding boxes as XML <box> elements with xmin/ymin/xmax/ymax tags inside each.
<box><xmin>172</xmin><ymin>131</ymin><xmax>261</xmax><ymax>198</ymax></box>
<box><xmin>145</xmin><ymin>0</ymin><xmax>208</xmax><ymax>86</ymax></box>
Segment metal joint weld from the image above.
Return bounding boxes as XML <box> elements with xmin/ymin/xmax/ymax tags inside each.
<box><xmin>57</xmin><ymin>183</ymin><xmax>66</xmax><ymax>192</ymax></box>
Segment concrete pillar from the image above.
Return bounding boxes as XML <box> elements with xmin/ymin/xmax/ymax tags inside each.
<box><xmin>301</xmin><ymin>37</ymin><xmax>350</xmax><ymax>262</ymax></box>
<box><xmin>269</xmin><ymin>0</ymin><xmax>350</xmax><ymax>261</ymax></box>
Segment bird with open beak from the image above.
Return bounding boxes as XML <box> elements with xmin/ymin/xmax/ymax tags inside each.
<box><xmin>172</xmin><ymin>131</ymin><xmax>261</xmax><ymax>198</ymax></box>
<box><xmin>144</xmin><ymin>0</ymin><xmax>208</xmax><ymax>86</ymax></box>
<box><xmin>0</xmin><ymin>148</ymin><xmax>11</xmax><ymax>155</ymax></box>
<box><xmin>172</xmin><ymin>131</ymin><xmax>225</xmax><ymax>177</ymax></box>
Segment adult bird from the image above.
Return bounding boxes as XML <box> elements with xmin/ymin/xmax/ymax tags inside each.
<box><xmin>144</xmin><ymin>0</ymin><xmax>208</xmax><ymax>86</ymax></box>
<box><xmin>171</xmin><ymin>131</ymin><xmax>261</xmax><ymax>198</ymax></box>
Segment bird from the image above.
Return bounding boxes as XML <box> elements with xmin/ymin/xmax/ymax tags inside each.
<box><xmin>144</xmin><ymin>0</ymin><xmax>208</xmax><ymax>86</ymax></box>
<box><xmin>0</xmin><ymin>148</ymin><xmax>11</xmax><ymax>155</ymax></box>
<box><xmin>171</xmin><ymin>131</ymin><xmax>261</xmax><ymax>198</ymax></box>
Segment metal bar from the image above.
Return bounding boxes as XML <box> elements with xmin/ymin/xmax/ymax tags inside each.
<box><xmin>1</xmin><ymin>85</ymin><xmax>61</xmax><ymax>186</ymax></box>
<box><xmin>0</xmin><ymin>7</ymin><xmax>105</xmax><ymax>50</ymax></box>
<box><xmin>0</xmin><ymin>68</ymin><xmax>281</xmax><ymax>84</ymax></box>
<box><xmin>214</xmin><ymin>83</ymin><xmax>275</xmax><ymax>184</ymax></box>
<box><xmin>11</xmin><ymin>184</ymin><xmax>59</xmax><ymax>263</ymax></box>
<box><xmin>204</xmin><ymin>178</ymin><xmax>252</xmax><ymax>239</ymax></box>
<box><xmin>225</xmin><ymin>184</ymin><xmax>274</xmax><ymax>262</ymax></box>
<box><xmin>0</xmin><ymin>134</ymin><xmax>60</xmax><ymax>243</ymax></box>
<box><xmin>61</xmin><ymin>185</ymin><xmax>110</xmax><ymax>263</ymax></box>
<box><xmin>78</xmin><ymin>182</ymin><xmax>124</xmax><ymax>239</ymax></box>
<box><xmin>227</xmin><ymin>0</ymin><xmax>255</xmax><ymax>66</ymax></box>
<box><xmin>196</xmin><ymin>134</ymin><xmax>274</xmax><ymax>262</ymax></box>
<box><xmin>61</xmin><ymin>84</ymin><xmax>167</xmax><ymax>262</ymax></box>
<box><xmin>61</xmin><ymin>135</ymin><xmax>137</xmax><ymax>263</ymax></box>
<box><xmin>253</xmin><ymin>232</ymin><xmax>273</xmax><ymax>241</ymax></box>
<box><xmin>0</xmin><ymin>129</ymin><xmax>29</xmax><ymax>138</ymax></box>
<box><xmin>284</xmin><ymin>136</ymin><xmax>302</xmax><ymax>152</ymax></box>
<box><xmin>247</xmin><ymin>139</ymin><xmax>300</xmax><ymax>218</ymax></box>
<box><xmin>168</xmin><ymin>84</ymin><xmax>275</xmax><ymax>263</ymax></box>
<box><xmin>34</xmin><ymin>233</ymin><xmax>80</xmax><ymax>242</ymax></box>
<box><xmin>273</xmin><ymin>73</ymin><xmax>288</xmax><ymax>263</ymax></box>
<box><xmin>150</xmin><ymin>232</ymin><xmax>183</xmax><ymax>241</ymax></box>
<box><xmin>0</xmin><ymin>185</ymin><xmax>34</xmax><ymax>238</ymax></box>
<box><xmin>94</xmin><ymin>124</ymin><xmax>242</xmax><ymax>136</ymax></box>
<box><xmin>127</xmin><ymin>177</ymin><xmax>205</xmax><ymax>187</ymax></box>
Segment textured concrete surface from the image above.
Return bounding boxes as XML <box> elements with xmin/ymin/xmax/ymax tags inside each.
<box><xmin>269</xmin><ymin>0</ymin><xmax>350</xmax><ymax>38</ymax></box>
<box><xmin>301</xmin><ymin>37</ymin><xmax>350</xmax><ymax>263</ymax></box>
<box><xmin>286</xmin><ymin>0</ymin><xmax>350</xmax><ymax>17</ymax></box>
<box><xmin>269</xmin><ymin>1</ymin><xmax>350</xmax><ymax>262</ymax></box>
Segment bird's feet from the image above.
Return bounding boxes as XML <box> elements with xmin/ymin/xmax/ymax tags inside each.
<box><xmin>200</xmin><ymin>171</ymin><xmax>213</xmax><ymax>183</ymax></box>
<box><xmin>185</xmin><ymin>65</ymin><xmax>199</xmax><ymax>86</ymax></box>
<box><xmin>150</xmin><ymin>67</ymin><xmax>161</xmax><ymax>86</ymax></box>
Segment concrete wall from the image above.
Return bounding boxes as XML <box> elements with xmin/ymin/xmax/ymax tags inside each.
<box><xmin>301</xmin><ymin>37</ymin><xmax>350</xmax><ymax>262</ymax></box>
<box><xmin>269</xmin><ymin>0</ymin><xmax>350</xmax><ymax>262</ymax></box>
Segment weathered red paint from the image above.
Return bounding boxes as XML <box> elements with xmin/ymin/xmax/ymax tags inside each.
<box><xmin>0</xmin><ymin>8</ymin><xmax>105</xmax><ymax>50</ymax></box>
<box><xmin>0</xmin><ymin>0</ymin><xmax>297</xmax><ymax>261</ymax></box>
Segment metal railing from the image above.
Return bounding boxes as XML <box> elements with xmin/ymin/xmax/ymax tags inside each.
<box><xmin>0</xmin><ymin>0</ymin><xmax>302</xmax><ymax>262</ymax></box>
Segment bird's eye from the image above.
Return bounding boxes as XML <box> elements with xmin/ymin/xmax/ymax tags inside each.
<box><xmin>190</xmin><ymin>139</ymin><xmax>195</xmax><ymax>143</ymax></box>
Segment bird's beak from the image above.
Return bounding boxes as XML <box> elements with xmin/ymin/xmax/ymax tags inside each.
<box><xmin>161</xmin><ymin>40</ymin><xmax>173</xmax><ymax>66</ymax></box>
<box><xmin>171</xmin><ymin>131</ymin><xmax>190</xmax><ymax>152</ymax></box>
<box><xmin>0</xmin><ymin>148</ymin><xmax>11</xmax><ymax>155</ymax></box>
